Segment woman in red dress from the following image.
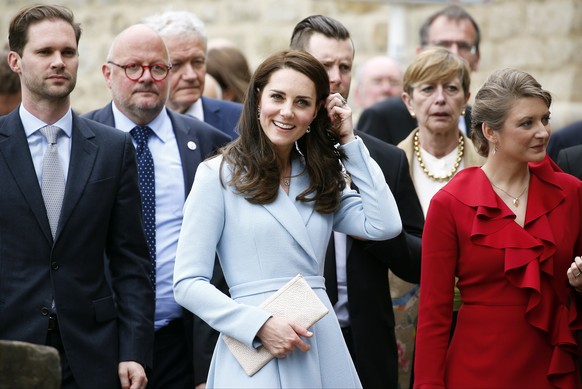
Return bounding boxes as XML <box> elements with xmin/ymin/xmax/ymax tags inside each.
<box><xmin>414</xmin><ymin>68</ymin><xmax>582</xmax><ymax>389</ymax></box>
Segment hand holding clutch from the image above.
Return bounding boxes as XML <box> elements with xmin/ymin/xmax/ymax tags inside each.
<box><xmin>222</xmin><ymin>274</ymin><xmax>329</xmax><ymax>376</ymax></box>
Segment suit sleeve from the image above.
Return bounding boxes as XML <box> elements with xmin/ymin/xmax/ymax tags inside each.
<box><xmin>413</xmin><ymin>191</ymin><xmax>458</xmax><ymax>389</ymax></box>
<box><xmin>365</xmin><ymin>149</ymin><xmax>423</xmax><ymax>283</ymax></box>
<box><xmin>107</xmin><ymin>133</ymin><xmax>155</xmax><ymax>367</ymax></box>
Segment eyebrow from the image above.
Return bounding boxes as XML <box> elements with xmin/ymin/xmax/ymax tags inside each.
<box><xmin>269</xmin><ymin>89</ymin><xmax>314</xmax><ymax>100</ymax></box>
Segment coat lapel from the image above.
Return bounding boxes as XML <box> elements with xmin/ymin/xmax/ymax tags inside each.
<box><xmin>201</xmin><ymin>97</ymin><xmax>222</xmax><ymax>130</ymax></box>
<box><xmin>0</xmin><ymin>111</ymin><xmax>53</xmax><ymax>242</ymax></box>
<box><xmin>261</xmin><ymin>158</ymin><xmax>317</xmax><ymax>261</ymax></box>
<box><xmin>168</xmin><ymin>109</ymin><xmax>201</xmax><ymax>193</ymax></box>
<box><xmin>57</xmin><ymin>114</ymin><xmax>98</xmax><ymax>239</ymax></box>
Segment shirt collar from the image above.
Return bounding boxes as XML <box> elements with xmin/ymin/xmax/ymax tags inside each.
<box><xmin>111</xmin><ymin>102</ymin><xmax>173</xmax><ymax>143</ymax></box>
<box><xmin>20</xmin><ymin>104</ymin><xmax>73</xmax><ymax>139</ymax></box>
<box><xmin>184</xmin><ymin>99</ymin><xmax>204</xmax><ymax>121</ymax></box>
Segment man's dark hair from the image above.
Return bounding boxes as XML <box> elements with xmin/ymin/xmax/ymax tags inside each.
<box><xmin>419</xmin><ymin>5</ymin><xmax>480</xmax><ymax>51</ymax></box>
<box><xmin>290</xmin><ymin>15</ymin><xmax>351</xmax><ymax>51</ymax></box>
<box><xmin>9</xmin><ymin>4</ymin><xmax>81</xmax><ymax>56</ymax></box>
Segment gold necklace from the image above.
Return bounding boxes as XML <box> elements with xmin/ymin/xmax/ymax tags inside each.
<box><xmin>490</xmin><ymin>181</ymin><xmax>528</xmax><ymax>208</ymax></box>
<box><xmin>413</xmin><ymin>130</ymin><xmax>464</xmax><ymax>183</ymax></box>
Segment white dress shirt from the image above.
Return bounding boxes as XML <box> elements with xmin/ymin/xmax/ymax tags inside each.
<box><xmin>112</xmin><ymin>104</ymin><xmax>185</xmax><ymax>330</ymax></box>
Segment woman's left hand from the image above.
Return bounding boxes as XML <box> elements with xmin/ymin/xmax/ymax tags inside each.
<box><xmin>567</xmin><ymin>256</ymin><xmax>582</xmax><ymax>291</ymax></box>
<box><xmin>326</xmin><ymin>92</ymin><xmax>354</xmax><ymax>145</ymax></box>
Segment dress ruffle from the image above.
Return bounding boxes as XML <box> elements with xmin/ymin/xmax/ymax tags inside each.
<box><xmin>445</xmin><ymin>159</ymin><xmax>580</xmax><ymax>389</ymax></box>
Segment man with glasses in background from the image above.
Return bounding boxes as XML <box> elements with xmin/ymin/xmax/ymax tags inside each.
<box><xmin>358</xmin><ymin>4</ymin><xmax>481</xmax><ymax>145</ymax></box>
<box><xmin>84</xmin><ymin>24</ymin><xmax>231</xmax><ymax>389</ymax></box>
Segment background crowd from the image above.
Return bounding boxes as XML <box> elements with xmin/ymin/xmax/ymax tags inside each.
<box><xmin>2</xmin><ymin>1</ymin><xmax>582</xmax><ymax>389</ymax></box>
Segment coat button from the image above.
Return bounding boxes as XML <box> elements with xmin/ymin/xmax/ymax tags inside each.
<box><xmin>50</xmin><ymin>261</ymin><xmax>59</xmax><ymax>270</ymax></box>
<box><xmin>40</xmin><ymin>307</ymin><xmax>50</xmax><ymax>316</ymax></box>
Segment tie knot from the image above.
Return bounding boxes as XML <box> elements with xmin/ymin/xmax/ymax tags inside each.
<box><xmin>130</xmin><ymin>126</ymin><xmax>153</xmax><ymax>147</ymax></box>
<box><xmin>40</xmin><ymin>125</ymin><xmax>62</xmax><ymax>145</ymax></box>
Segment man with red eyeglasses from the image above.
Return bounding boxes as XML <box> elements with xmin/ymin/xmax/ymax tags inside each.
<box><xmin>84</xmin><ymin>24</ymin><xmax>231</xmax><ymax>389</ymax></box>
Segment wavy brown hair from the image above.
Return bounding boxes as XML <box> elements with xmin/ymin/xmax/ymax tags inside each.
<box><xmin>219</xmin><ymin>50</ymin><xmax>347</xmax><ymax>214</ymax></box>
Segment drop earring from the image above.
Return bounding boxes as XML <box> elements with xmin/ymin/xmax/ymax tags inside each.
<box><xmin>306</xmin><ymin>126</ymin><xmax>311</xmax><ymax>133</ymax></box>
<box><xmin>257</xmin><ymin>108</ymin><xmax>261</xmax><ymax>119</ymax></box>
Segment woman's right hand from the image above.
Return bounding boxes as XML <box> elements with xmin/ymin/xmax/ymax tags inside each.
<box><xmin>256</xmin><ymin>316</ymin><xmax>313</xmax><ymax>358</ymax></box>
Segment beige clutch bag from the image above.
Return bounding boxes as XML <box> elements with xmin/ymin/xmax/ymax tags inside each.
<box><xmin>222</xmin><ymin>274</ymin><xmax>329</xmax><ymax>376</ymax></box>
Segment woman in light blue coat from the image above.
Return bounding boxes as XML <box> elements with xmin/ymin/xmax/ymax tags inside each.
<box><xmin>174</xmin><ymin>50</ymin><xmax>402</xmax><ymax>388</ymax></box>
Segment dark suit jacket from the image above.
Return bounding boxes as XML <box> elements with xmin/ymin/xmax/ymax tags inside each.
<box><xmin>201</xmin><ymin>96</ymin><xmax>242</xmax><ymax>139</ymax></box>
<box><xmin>0</xmin><ymin>109</ymin><xmax>154</xmax><ymax>389</ymax></box>
<box><xmin>84</xmin><ymin>103</ymin><xmax>232</xmax><ymax>385</ymax></box>
<box><xmin>357</xmin><ymin>96</ymin><xmax>472</xmax><ymax>145</ymax></box>
<box><xmin>547</xmin><ymin>120</ymin><xmax>582</xmax><ymax>162</ymax></box>
<box><xmin>325</xmin><ymin>131</ymin><xmax>424</xmax><ymax>389</ymax></box>
<box><xmin>557</xmin><ymin>144</ymin><xmax>582</xmax><ymax>179</ymax></box>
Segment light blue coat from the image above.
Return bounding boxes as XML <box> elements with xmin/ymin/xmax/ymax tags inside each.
<box><xmin>174</xmin><ymin>138</ymin><xmax>402</xmax><ymax>388</ymax></box>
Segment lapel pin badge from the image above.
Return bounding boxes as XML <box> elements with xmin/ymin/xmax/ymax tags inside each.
<box><xmin>187</xmin><ymin>141</ymin><xmax>197</xmax><ymax>151</ymax></box>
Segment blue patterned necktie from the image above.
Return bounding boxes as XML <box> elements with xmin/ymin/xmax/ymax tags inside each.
<box><xmin>130</xmin><ymin>126</ymin><xmax>156</xmax><ymax>289</ymax></box>
<box><xmin>40</xmin><ymin>125</ymin><xmax>65</xmax><ymax>239</ymax></box>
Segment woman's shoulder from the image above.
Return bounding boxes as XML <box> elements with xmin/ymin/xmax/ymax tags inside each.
<box><xmin>195</xmin><ymin>155</ymin><xmax>230</xmax><ymax>183</ymax></box>
<box><xmin>435</xmin><ymin>166</ymin><xmax>492</xmax><ymax>206</ymax></box>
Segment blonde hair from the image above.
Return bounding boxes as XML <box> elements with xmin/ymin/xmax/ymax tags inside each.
<box><xmin>402</xmin><ymin>47</ymin><xmax>471</xmax><ymax>97</ymax></box>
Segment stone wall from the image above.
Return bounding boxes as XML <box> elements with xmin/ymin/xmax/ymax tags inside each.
<box><xmin>1</xmin><ymin>0</ymin><xmax>581</xmax><ymax>129</ymax></box>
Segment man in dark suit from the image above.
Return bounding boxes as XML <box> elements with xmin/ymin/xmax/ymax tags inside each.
<box><xmin>357</xmin><ymin>4</ymin><xmax>480</xmax><ymax>145</ymax></box>
<box><xmin>142</xmin><ymin>10</ymin><xmax>242</xmax><ymax>140</ymax></box>
<box><xmin>84</xmin><ymin>24</ymin><xmax>231</xmax><ymax>389</ymax></box>
<box><xmin>290</xmin><ymin>15</ymin><xmax>424</xmax><ymax>389</ymax></box>
<box><xmin>1</xmin><ymin>5</ymin><xmax>153</xmax><ymax>389</ymax></box>
<box><xmin>547</xmin><ymin>120</ymin><xmax>582</xmax><ymax>162</ymax></box>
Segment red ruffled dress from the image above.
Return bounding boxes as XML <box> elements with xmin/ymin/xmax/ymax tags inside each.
<box><xmin>414</xmin><ymin>159</ymin><xmax>582</xmax><ymax>389</ymax></box>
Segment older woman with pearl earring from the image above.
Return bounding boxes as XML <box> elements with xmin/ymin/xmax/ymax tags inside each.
<box><xmin>390</xmin><ymin>48</ymin><xmax>484</xmax><ymax>373</ymax></box>
<box><xmin>399</xmin><ymin>47</ymin><xmax>484</xmax><ymax>215</ymax></box>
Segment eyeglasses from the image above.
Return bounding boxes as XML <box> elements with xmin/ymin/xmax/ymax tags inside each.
<box><xmin>107</xmin><ymin>61</ymin><xmax>172</xmax><ymax>81</ymax></box>
<box><xmin>429</xmin><ymin>40</ymin><xmax>478</xmax><ymax>55</ymax></box>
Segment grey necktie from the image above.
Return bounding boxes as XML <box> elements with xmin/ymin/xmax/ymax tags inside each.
<box><xmin>40</xmin><ymin>125</ymin><xmax>65</xmax><ymax>238</ymax></box>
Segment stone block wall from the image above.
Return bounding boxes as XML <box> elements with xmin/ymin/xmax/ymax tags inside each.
<box><xmin>1</xmin><ymin>0</ymin><xmax>581</xmax><ymax>129</ymax></box>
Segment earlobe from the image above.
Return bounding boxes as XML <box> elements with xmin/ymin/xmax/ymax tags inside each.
<box><xmin>402</xmin><ymin>93</ymin><xmax>415</xmax><ymax>117</ymax></box>
<box><xmin>482</xmin><ymin>122</ymin><xmax>496</xmax><ymax>142</ymax></box>
<box><xmin>102</xmin><ymin>63</ymin><xmax>112</xmax><ymax>85</ymax></box>
<box><xmin>402</xmin><ymin>92</ymin><xmax>411</xmax><ymax>108</ymax></box>
<box><xmin>7</xmin><ymin>51</ymin><xmax>21</xmax><ymax>73</ymax></box>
